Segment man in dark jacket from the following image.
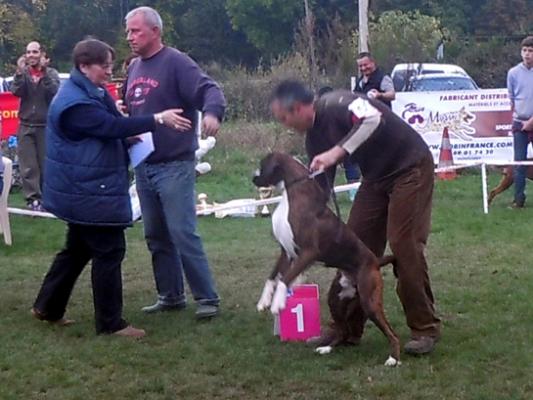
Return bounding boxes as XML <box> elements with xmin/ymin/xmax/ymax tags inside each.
<box><xmin>354</xmin><ymin>52</ymin><xmax>395</xmax><ymax>108</ymax></box>
<box><xmin>11</xmin><ymin>41</ymin><xmax>60</xmax><ymax>211</ymax></box>
<box><xmin>124</xmin><ymin>6</ymin><xmax>225</xmax><ymax>319</ymax></box>
<box><xmin>32</xmin><ymin>39</ymin><xmax>186</xmax><ymax>337</ymax></box>
<box><xmin>271</xmin><ymin>80</ymin><xmax>441</xmax><ymax>355</ymax></box>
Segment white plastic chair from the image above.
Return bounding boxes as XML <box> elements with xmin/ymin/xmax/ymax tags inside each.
<box><xmin>0</xmin><ymin>156</ymin><xmax>13</xmax><ymax>245</ymax></box>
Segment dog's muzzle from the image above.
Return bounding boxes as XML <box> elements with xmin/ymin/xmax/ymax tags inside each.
<box><xmin>253</xmin><ymin>169</ymin><xmax>265</xmax><ymax>187</ymax></box>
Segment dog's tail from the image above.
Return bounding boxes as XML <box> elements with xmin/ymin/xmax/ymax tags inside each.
<box><xmin>378</xmin><ymin>254</ymin><xmax>398</xmax><ymax>278</ymax></box>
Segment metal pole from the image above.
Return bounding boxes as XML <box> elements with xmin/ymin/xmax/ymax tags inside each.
<box><xmin>358</xmin><ymin>0</ymin><xmax>369</xmax><ymax>53</ymax></box>
<box><xmin>481</xmin><ymin>163</ymin><xmax>489</xmax><ymax>214</ymax></box>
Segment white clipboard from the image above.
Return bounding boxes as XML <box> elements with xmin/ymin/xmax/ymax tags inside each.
<box><xmin>128</xmin><ymin>132</ymin><xmax>154</xmax><ymax>168</ymax></box>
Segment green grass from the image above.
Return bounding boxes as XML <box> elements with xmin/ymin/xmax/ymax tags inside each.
<box><xmin>1</xmin><ymin>148</ymin><xmax>533</xmax><ymax>400</ymax></box>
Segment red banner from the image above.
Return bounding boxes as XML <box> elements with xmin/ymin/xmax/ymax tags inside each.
<box><xmin>0</xmin><ymin>82</ymin><xmax>119</xmax><ymax>140</ymax></box>
<box><xmin>0</xmin><ymin>92</ymin><xmax>20</xmax><ymax>139</ymax></box>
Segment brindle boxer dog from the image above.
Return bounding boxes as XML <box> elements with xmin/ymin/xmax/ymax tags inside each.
<box><xmin>252</xmin><ymin>152</ymin><xmax>400</xmax><ymax>366</ymax></box>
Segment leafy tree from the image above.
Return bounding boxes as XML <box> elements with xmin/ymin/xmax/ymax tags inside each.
<box><xmin>172</xmin><ymin>0</ymin><xmax>259</xmax><ymax>66</ymax></box>
<box><xmin>225</xmin><ymin>0</ymin><xmax>304</xmax><ymax>58</ymax></box>
<box><xmin>369</xmin><ymin>10</ymin><xmax>443</xmax><ymax>72</ymax></box>
<box><xmin>475</xmin><ymin>0</ymin><xmax>531</xmax><ymax>35</ymax></box>
<box><xmin>0</xmin><ymin>1</ymin><xmax>36</xmax><ymax>74</ymax></box>
<box><xmin>38</xmin><ymin>0</ymin><xmax>124</xmax><ymax>71</ymax></box>
<box><xmin>454</xmin><ymin>37</ymin><xmax>520</xmax><ymax>88</ymax></box>
<box><xmin>371</xmin><ymin>0</ymin><xmax>475</xmax><ymax>33</ymax></box>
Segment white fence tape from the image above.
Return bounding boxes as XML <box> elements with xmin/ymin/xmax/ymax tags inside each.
<box><xmin>8</xmin><ymin>161</ymin><xmax>533</xmax><ymax>219</ymax></box>
<box><xmin>196</xmin><ymin>182</ymin><xmax>361</xmax><ymax>216</ymax></box>
<box><xmin>7</xmin><ymin>207</ymin><xmax>57</xmax><ymax>219</ymax></box>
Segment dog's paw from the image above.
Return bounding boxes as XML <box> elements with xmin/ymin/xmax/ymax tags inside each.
<box><xmin>270</xmin><ymin>281</ymin><xmax>287</xmax><ymax>315</ymax></box>
<box><xmin>315</xmin><ymin>346</ymin><xmax>333</xmax><ymax>355</ymax></box>
<box><xmin>257</xmin><ymin>279</ymin><xmax>276</xmax><ymax>312</ymax></box>
<box><xmin>384</xmin><ymin>356</ymin><xmax>401</xmax><ymax>367</ymax></box>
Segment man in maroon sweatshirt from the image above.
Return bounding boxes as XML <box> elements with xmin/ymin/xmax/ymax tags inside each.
<box><xmin>124</xmin><ymin>6</ymin><xmax>225</xmax><ymax>319</ymax></box>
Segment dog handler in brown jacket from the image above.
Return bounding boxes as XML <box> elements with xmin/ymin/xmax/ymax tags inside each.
<box><xmin>270</xmin><ymin>80</ymin><xmax>441</xmax><ymax>355</ymax></box>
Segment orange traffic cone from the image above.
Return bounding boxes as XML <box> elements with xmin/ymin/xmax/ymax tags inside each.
<box><xmin>436</xmin><ymin>127</ymin><xmax>457</xmax><ymax>180</ymax></box>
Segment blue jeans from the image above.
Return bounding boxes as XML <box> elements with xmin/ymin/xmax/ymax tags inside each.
<box><xmin>343</xmin><ymin>158</ymin><xmax>360</xmax><ymax>182</ymax></box>
<box><xmin>513</xmin><ymin>130</ymin><xmax>532</xmax><ymax>205</ymax></box>
<box><xmin>135</xmin><ymin>160</ymin><xmax>219</xmax><ymax>306</ymax></box>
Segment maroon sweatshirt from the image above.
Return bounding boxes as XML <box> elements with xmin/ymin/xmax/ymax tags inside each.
<box><xmin>125</xmin><ymin>47</ymin><xmax>226</xmax><ymax>163</ymax></box>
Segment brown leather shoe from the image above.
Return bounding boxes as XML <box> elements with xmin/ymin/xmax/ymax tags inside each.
<box><xmin>31</xmin><ymin>308</ymin><xmax>75</xmax><ymax>326</ymax></box>
<box><xmin>113</xmin><ymin>325</ymin><xmax>146</xmax><ymax>338</ymax></box>
<box><xmin>404</xmin><ymin>336</ymin><xmax>438</xmax><ymax>355</ymax></box>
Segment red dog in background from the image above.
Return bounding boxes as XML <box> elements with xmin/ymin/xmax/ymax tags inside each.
<box><xmin>488</xmin><ymin>164</ymin><xmax>533</xmax><ymax>205</ymax></box>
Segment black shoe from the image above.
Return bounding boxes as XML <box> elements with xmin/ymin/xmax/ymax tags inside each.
<box><xmin>141</xmin><ymin>301</ymin><xmax>186</xmax><ymax>314</ymax></box>
<box><xmin>404</xmin><ymin>336</ymin><xmax>438</xmax><ymax>355</ymax></box>
<box><xmin>195</xmin><ymin>304</ymin><xmax>219</xmax><ymax>319</ymax></box>
<box><xmin>509</xmin><ymin>200</ymin><xmax>525</xmax><ymax>209</ymax></box>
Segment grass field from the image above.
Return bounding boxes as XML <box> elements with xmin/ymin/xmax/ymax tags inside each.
<box><xmin>1</xmin><ymin>144</ymin><xmax>533</xmax><ymax>400</ymax></box>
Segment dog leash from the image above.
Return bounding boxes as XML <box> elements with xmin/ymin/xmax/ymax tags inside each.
<box><xmin>324</xmin><ymin>172</ymin><xmax>344</xmax><ymax>243</ymax></box>
<box><xmin>287</xmin><ymin>170</ymin><xmax>343</xmax><ymax>232</ymax></box>
<box><xmin>309</xmin><ymin>170</ymin><xmax>344</xmax><ymax>243</ymax></box>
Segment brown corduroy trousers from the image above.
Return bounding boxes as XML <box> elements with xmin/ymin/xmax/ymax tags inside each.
<box><xmin>346</xmin><ymin>153</ymin><xmax>441</xmax><ymax>339</ymax></box>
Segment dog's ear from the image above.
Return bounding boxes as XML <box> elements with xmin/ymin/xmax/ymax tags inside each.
<box><xmin>260</xmin><ymin>154</ymin><xmax>279</xmax><ymax>178</ymax></box>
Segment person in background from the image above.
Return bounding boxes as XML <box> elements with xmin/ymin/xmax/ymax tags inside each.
<box><xmin>271</xmin><ymin>80</ymin><xmax>441</xmax><ymax>355</ymax></box>
<box><xmin>507</xmin><ymin>36</ymin><xmax>533</xmax><ymax>208</ymax></box>
<box><xmin>32</xmin><ymin>38</ymin><xmax>187</xmax><ymax>338</ymax></box>
<box><xmin>11</xmin><ymin>41</ymin><xmax>60</xmax><ymax>211</ymax></box>
<box><xmin>354</xmin><ymin>52</ymin><xmax>395</xmax><ymax>108</ymax></box>
<box><xmin>124</xmin><ymin>6</ymin><xmax>225</xmax><ymax>319</ymax></box>
<box><xmin>318</xmin><ymin>86</ymin><xmax>360</xmax><ymax>201</ymax></box>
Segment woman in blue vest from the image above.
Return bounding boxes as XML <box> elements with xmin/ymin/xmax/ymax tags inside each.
<box><xmin>32</xmin><ymin>39</ymin><xmax>188</xmax><ymax>338</ymax></box>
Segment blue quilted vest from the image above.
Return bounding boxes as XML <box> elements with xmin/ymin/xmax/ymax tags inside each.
<box><xmin>43</xmin><ymin>68</ymin><xmax>132</xmax><ymax>226</ymax></box>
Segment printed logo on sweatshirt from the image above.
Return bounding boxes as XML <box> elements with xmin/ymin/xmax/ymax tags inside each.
<box><xmin>127</xmin><ymin>76</ymin><xmax>160</xmax><ymax>107</ymax></box>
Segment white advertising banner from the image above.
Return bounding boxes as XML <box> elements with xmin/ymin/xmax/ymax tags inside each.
<box><xmin>392</xmin><ymin>89</ymin><xmax>513</xmax><ymax>164</ymax></box>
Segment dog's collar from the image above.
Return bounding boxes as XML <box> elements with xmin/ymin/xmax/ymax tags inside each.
<box><xmin>285</xmin><ymin>175</ymin><xmax>312</xmax><ymax>189</ymax></box>
<box><xmin>285</xmin><ymin>170</ymin><xmax>324</xmax><ymax>189</ymax></box>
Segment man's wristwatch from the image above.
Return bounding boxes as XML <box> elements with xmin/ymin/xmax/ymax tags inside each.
<box><xmin>155</xmin><ymin>113</ymin><xmax>164</xmax><ymax>125</ymax></box>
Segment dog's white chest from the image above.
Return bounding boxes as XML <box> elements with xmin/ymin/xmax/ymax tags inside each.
<box><xmin>272</xmin><ymin>191</ymin><xmax>298</xmax><ymax>259</ymax></box>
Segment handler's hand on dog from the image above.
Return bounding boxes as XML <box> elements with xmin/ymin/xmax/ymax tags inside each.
<box><xmin>310</xmin><ymin>146</ymin><xmax>347</xmax><ymax>172</ymax></box>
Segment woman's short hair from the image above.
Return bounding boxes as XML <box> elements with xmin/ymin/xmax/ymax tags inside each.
<box><xmin>72</xmin><ymin>39</ymin><xmax>115</xmax><ymax>68</ymax></box>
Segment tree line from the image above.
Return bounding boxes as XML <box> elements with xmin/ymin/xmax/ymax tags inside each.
<box><xmin>0</xmin><ymin>0</ymin><xmax>531</xmax><ymax>88</ymax></box>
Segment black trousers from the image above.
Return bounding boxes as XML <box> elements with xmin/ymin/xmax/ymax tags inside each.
<box><xmin>33</xmin><ymin>223</ymin><xmax>128</xmax><ymax>334</ymax></box>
